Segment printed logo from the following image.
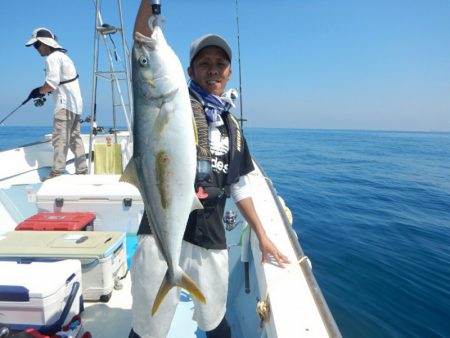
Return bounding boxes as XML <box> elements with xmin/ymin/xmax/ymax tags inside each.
<box><xmin>209</xmin><ymin>126</ymin><xmax>229</xmax><ymax>174</ymax></box>
<box><xmin>209</xmin><ymin>127</ymin><xmax>229</xmax><ymax>156</ymax></box>
<box><xmin>212</xmin><ymin>157</ymin><xmax>228</xmax><ymax>174</ymax></box>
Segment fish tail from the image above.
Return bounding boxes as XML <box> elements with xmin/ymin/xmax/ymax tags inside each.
<box><xmin>180</xmin><ymin>270</ymin><xmax>206</xmax><ymax>305</ymax></box>
<box><xmin>151</xmin><ymin>270</ymin><xmax>206</xmax><ymax>316</ymax></box>
<box><xmin>151</xmin><ymin>271</ymin><xmax>173</xmax><ymax>316</ymax></box>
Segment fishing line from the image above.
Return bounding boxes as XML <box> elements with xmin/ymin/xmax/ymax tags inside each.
<box><xmin>0</xmin><ymin>97</ymin><xmax>45</xmax><ymax>125</ymax></box>
<box><xmin>0</xmin><ymin>103</ymin><xmax>25</xmax><ymax>125</ymax></box>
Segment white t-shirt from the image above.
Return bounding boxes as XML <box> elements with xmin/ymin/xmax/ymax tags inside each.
<box><xmin>45</xmin><ymin>51</ymin><xmax>82</xmax><ymax>115</ymax></box>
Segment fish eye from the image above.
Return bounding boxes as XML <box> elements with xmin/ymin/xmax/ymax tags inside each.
<box><xmin>139</xmin><ymin>56</ymin><xmax>149</xmax><ymax>67</ymax></box>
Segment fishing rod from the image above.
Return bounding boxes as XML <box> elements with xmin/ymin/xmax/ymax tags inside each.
<box><xmin>0</xmin><ymin>96</ymin><xmax>46</xmax><ymax>125</ymax></box>
<box><xmin>235</xmin><ymin>0</ymin><xmax>245</xmax><ymax>130</ymax></box>
<box><xmin>234</xmin><ymin>0</ymin><xmax>252</xmax><ymax>293</ymax></box>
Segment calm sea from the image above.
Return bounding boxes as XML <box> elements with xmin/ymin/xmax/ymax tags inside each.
<box><xmin>1</xmin><ymin>126</ymin><xmax>450</xmax><ymax>338</ymax></box>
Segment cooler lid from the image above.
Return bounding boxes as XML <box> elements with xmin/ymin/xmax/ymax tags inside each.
<box><xmin>16</xmin><ymin>212</ymin><xmax>96</xmax><ymax>231</ymax></box>
<box><xmin>22</xmin><ymin>212</ymin><xmax>96</xmax><ymax>224</ymax></box>
<box><xmin>0</xmin><ymin>231</ymin><xmax>125</xmax><ymax>259</ymax></box>
<box><xmin>36</xmin><ymin>174</ymin><xmax>141</xmax><ymax>202</ymax></box>
<box><xmin>0</xmin><ymin>260</ymin><xmax>80</xmax><ymax>299</ymax></box>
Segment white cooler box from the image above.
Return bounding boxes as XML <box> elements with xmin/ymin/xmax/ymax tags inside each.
<box><xmin>0</xmin><ymin>259</ymin><xmax>82</xmax><ymax>332</ymax></box>
<box><xmin>0</xmin><ymin>231</ymin><xmax>127</xmax><ymax>302</ymax></box>
<box><xmin>36</xmin><ymin>174</ymin><xmax>144</xmax><ymax>233</ymax></box>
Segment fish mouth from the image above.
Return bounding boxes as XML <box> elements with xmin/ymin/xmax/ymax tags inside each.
<box><xmin>134</xmin><ymin>32</ymin><xmax>157</xmax><ymax>50</ymax></box>
<box><xmin>134</xmin><ymin>31</ymin><xmax>152</xmax><ymax>43</ymax></box>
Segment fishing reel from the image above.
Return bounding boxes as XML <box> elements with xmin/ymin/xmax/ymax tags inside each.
<box><xmin>92</xmin><ymin>125</ymin><xmax>105</xmax><ymax>135</ymax></box>
<box><xmin>223</xmin><ymin>210</ymin><xmax>241</xmax><ymax>231</ymax></box>
<box><xmin>80</xmin><ymin>116</ymin><xmax>91</xmax><ymax>124</ymax></box>
<box><xmin>33</xmin><ymin>97</ymin><xmax>46</xmax><ymax>107</ymax></box>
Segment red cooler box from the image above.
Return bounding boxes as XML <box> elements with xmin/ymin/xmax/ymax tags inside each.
<box><xmin>16</xmin><ymin>212</ymin><xmax>96</xmax><ymax>231</ymax></box>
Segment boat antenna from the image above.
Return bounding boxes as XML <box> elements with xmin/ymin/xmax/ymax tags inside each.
<box><xmin>235</xmin><ymin>0</ymin><xmax>245</xmax><ymax>130</ymax></box>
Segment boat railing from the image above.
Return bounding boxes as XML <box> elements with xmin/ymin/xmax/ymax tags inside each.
<box><xmin>254</xmin><ymin>160</ymin><xmax>343</xmax><ymax>338</ymax></box>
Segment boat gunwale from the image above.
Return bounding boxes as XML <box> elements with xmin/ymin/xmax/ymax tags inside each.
<box><xmin>253</xmin><ymin>159</ymin><xmax>343</xmax><ymax>338</ymax></box>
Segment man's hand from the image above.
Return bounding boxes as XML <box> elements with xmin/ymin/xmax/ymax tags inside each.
<box><xmin>259</xmin><ymin>235</ymin><xmax>290</xmax><ymax>268</ymax></box>
<box><xmin>28</xmin><ymin>87</ymin><xmax>45</xmax><ymax>100</ymax></box>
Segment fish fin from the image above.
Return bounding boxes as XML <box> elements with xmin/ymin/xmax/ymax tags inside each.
<box><xmin>180</xmin><ymin>271</ymin><xmax>206</xmax><ymax>305</ymax></box>
<box><xmin>119</xmin><ymin>157</ymin><xmax>140</xmax><ymax>189</ymax></box>
<box><xmin>151</xmin><ymin>271</ymin><xmax>173</xmax><ymax>316</ymax></box>
<box><xmin>151</xmin><ymin>270</ymin><xmax>206</xmax><ymax>316</ymax></box>
<box><xmin>192</xmin><ymin>194</ymin><xmax>203</xmax><ymax>211</ymax></box>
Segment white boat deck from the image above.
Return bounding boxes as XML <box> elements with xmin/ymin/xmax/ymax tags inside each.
<box><xmin>82</xmin><ymin>274</ymin><xmax>205</xmax><ymax>338</ymax></box>
<box><xmin>0</xmin><ymin>139</ymin><xmax>342</xmax><ymax>338</ymax></box>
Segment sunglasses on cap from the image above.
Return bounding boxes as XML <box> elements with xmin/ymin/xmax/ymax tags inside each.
<box><xmin>33</xmin><ymin>41</ymin><xmax>42</xmax><ymax>49</ymax></box>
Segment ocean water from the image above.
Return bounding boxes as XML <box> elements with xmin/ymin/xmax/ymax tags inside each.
<box><xmin>245</xmin><ymin>128</ymin><xmax>450</xmax><ymax>338</ymax></box>
<box><xmin>1</xmin><ymin>127</ymin><xmax>450</xmax><ymax>338</ymax></box>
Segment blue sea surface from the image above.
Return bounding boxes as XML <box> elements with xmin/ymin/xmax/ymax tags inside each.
<box><xmin>1</xmin><ymin>127</ymin><xmax>450</xmax><ymax>338</ymax></box>
<box><xmin>245</xmin><ymin>128</ymin><xmax>450</xmax><ymax>338</ymax></box>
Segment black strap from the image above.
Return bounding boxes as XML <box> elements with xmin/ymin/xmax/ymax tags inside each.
<box><xmin>59</xmin><ymin>74</ymin><xmax>79</xmax><ymax>85</ymax></box>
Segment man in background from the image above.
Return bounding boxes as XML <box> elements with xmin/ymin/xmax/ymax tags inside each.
<box><xmin>26</xmin><ymin>28</ymin><xmax>87</xmax><ymax>180</ymax></box>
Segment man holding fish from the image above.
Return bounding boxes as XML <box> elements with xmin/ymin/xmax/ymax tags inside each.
<box><xmin>127</xmin><ymin>1</ymin><xmax>290</xmax><ymax>337</ymax></box>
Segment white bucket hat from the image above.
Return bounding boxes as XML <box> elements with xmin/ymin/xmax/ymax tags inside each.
<box><xmin>25</xmin><ymin>27</ymin><xmax>63</xmax><ymax>49</ymax></box>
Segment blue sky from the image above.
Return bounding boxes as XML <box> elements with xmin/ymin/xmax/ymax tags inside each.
<box><xmin>1</xmin><ymin>0</ymin><xmax>450</xmax><ymax>131</ymax></box>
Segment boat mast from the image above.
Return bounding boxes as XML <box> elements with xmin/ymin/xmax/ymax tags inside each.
<box><xmin>88</xmin><ymin>0</ymin><xmax>133</xmax><ymax>173</ymax></box>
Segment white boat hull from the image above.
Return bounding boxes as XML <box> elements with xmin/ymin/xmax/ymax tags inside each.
<box><xmin>0</xmin><ymin>133</ymin><xmax>341</xmax><ymax>338</ymax></box>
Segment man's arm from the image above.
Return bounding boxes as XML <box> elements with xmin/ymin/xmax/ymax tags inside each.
<box><xmin>39</xmin><ymin>82</ymin><xmax>54</xmax><ymax>94</ymax></box>
<box><xmin>236</xmin><ymin>197</ymin><xmax>290</xmax><ymax>268</ymax></box>
<box><xmin>134</xmin><ymin>0</ymin><xmax>154</xmax><ymax>37</ymax></box>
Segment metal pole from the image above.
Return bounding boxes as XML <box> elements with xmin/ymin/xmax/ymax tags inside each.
<box><xmin>118</xmin><ymin>0</ymin><xmax>134</xmax><ymax>142</ymax></box>
<box><xmin>88</xmin><ymin>0</ymin><xmax>101</xmax><ymax>174</ymax></box>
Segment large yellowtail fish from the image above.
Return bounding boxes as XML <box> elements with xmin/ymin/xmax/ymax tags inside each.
<box><xmin>120</xmin><ymin>26</ymin><xmax>205</xmax><ymax>315</ymax></box>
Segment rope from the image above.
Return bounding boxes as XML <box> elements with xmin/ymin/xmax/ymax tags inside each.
<box><xmin>256</xmin><ymin>298</ymin><xmax>270</xmax><ymax>326</ymax></box>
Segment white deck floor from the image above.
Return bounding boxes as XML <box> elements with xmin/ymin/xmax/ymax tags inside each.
<box><xmin>82</xmin><ymin>273</ymin><xmax>205</xmax><ymax>338</ymax></box>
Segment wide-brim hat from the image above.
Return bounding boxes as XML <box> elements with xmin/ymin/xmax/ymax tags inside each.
<box><xmin>189</xmin><ymin>34</ymin><xmax>232</xmax><ymax>64</ymax></box>
<box><xmin>25</xmin><ymin>27</ymin><xmax>62</xmax><ymax>49</ymax></box>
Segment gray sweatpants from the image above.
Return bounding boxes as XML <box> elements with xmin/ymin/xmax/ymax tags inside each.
<box><xmin>52</xmin><ymin>108</ymin><xmax>88</xmax><ymax>174</ymax></box>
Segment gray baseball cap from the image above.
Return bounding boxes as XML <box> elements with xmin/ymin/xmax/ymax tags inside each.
<box><xmin>189</xmin><ymin>34</ymin><xmax>232</xmax><ymax>64</ymax></box>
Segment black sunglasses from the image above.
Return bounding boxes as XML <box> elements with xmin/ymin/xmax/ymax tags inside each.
<box><xmin>33</xmin><ymin>41</ymin><xmax>42</xmax><ymax>49</ymax></box>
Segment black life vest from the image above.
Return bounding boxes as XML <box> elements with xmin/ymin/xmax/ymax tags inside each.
<box><xmin>136</xmin><ymin>96</ymin><xmax>254</xmax><ymax>241</ymax></box>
